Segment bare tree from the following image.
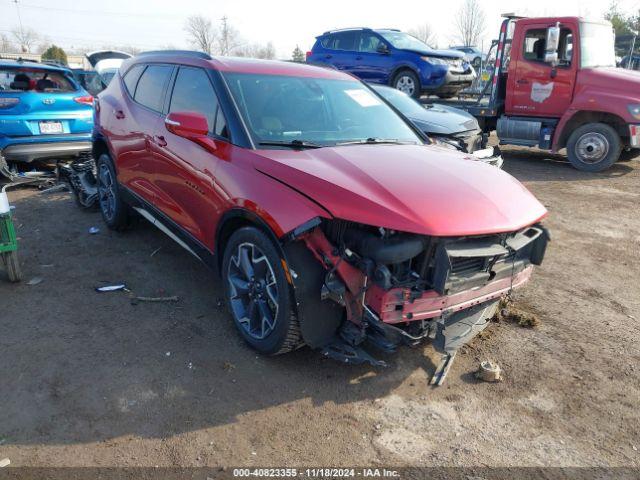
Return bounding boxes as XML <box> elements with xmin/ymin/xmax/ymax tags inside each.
<box><xmin>454</xmin><ymin>0</ymin><xmax>486</xmax><ymax>47</ymax></box>
<box><xmin>184</xmin><ymin>15</ymin><xmax>217</xmax><ymax>54</ymax></box>
<box><xmin>11</xmin><ymin>26</ymin><xmax>39</xmax><ymax>53</ymax></box>
<box><xmin>408</xmin><ymin>23</ymin><xmax>437</xmax><ymax>48</ymax></box>
<box><xmin>236</xmin><ymin>41</ymin><xmax>276</xmax><ymax>59</ymax></box>
<box><xmin>217</xmin><ymin>16</ymin><xmax>242</xmax><ymax>56</ymax></box>
<box><xmin>1</xmin><ymin>33</ymin><xmax>14</xmax><ymax>52</ymax></box>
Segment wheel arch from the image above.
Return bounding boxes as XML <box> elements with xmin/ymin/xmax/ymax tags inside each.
<box><xmin>215</xmin><ymin>208</ymin><xmax>284</xmax><ymax>273</ymax></box>
<box><xmin>554</xmin><ymin>110</ymin><xmax>628</xmax><ymax>151</ymax></box>
<box><xmin>389</xmin><ymin>64</ymin><xmax>422</xmax><ymax>87</ymax></box>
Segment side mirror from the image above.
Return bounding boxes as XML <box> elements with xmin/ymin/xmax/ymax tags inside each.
<box><xmin>544</xmin><ymin>23</ymin><xmax>561</xmax><ymax>65</ymax></box>
<box><xmin>165</xmin><ymin>111</ymin><xmax>217</xmax><ymax>151</ymax></box>
<box><xmin>376</xmin><ymin>44</ymin><xmax>389</xmax><ymax>54</ymax></box>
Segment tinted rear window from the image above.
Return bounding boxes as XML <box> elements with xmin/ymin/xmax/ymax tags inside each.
<box><xmin>134</xmin><ymin>65</ymin><xmax>172</xmax><ymax>112</ymax></box>
<box><xmin>123</xmin><ymin>64</ymin><xmax>145</xmax><ymax>96</ymax></box>
<box><xmin>323</xmin><ymin>31</ymin><xmax>357</xmax><ymax>51</ymax></box>
<box><xmin>0</xmin><ymin>68</ymin><xmax>75</xmax><ymax>93</ymax></box>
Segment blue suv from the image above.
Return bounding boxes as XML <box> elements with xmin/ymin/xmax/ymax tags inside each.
<box><xmin>307</xmin><ymin>28</ymin><xmax>474</xmax><ymax>99</ymax></box>
<box><xmin>0</xmin><ymin>59</ymin><xmax>93</xmax><ymax>176</ymax></box>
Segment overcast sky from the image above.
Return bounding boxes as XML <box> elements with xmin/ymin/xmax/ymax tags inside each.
<box><xmin>1</xmin><ymin>0</ymin><xmax>639</xmax><ymax>58</ymax></box>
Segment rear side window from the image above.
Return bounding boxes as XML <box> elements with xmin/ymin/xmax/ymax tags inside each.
<box><xmin>0</xmin><ymin>68</ymin><xmax>75</xmax><ymax>93</ymax></box>
<box><xmin>323</xmin><ymin>31</ymin><xmax>357</xmax><ymax>51</ymax></box>
<box><xmin>169</xmin><ymin>67</ymin><xmax>223</xmax><ymax>135</ymax></box>
<box><xmin>122</xmin><ymin>64</ymin><xmax>145</xmax><ymax>96</ymax></box>
<box><xmin>358</xmin><ymin>33</ymin><xmax>385</xmax><ymax>53</ymax></box>
<box><xmin>134</xmin><ymin>65</ymin><xmax>172</xmax><ymax>112</ymax></box>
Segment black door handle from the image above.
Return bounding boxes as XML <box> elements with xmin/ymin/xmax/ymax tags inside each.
<box><xmin>516</xmin><ymin>79</ymin><xmax>529</xmax><ymax>85</ymax></box>
<box><xmin>325</xmin><ymin>54</ymin><xmax>332</xmax><ymax>59</ymax></box>
<box><xmin>355</xmin><ymin>56</ymin><xmax>362</xmax><ymax>60</ymax></box>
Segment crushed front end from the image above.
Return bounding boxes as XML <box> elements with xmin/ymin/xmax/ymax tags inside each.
<box><xmin>288</xmin><ymin>218</ymin><xmax>549</xmax><ymax>380</ymax></box>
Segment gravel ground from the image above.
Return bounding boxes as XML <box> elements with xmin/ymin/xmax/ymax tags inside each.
<box><xmin>0</xmin><ymin>148</ymin><xmax>639</xmax><ymax>470</ymax></box>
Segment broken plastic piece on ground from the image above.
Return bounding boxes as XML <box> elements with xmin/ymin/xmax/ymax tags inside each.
<box><xmin>89</xmin><ymin>226</ymin><xmax>100</xmax><ymax>235</ymax></box>
<box><xmin>133</xmin><ymin>295</ymin><xmax>179</xmax><ymax>303</ymax></box>
<box><xmin>95</xmin><ymin>284</ymin><xmax>126</xmax><ymax>292</ymax></box>
<box><xmin>26</xmin><ymin>277</ymin><xmax>43</xmax><ymax>286</ymax></box>
<box><xmin>476</xmin><ymin>360</ymin><xmax>503</xmax><ymax>382</ymax></box>
<box><xmin>40</xmin><ymin>183</ymin><xmax>69</xmax><ymax>194</ymax></box>
<box><xmin>430</xmin><ymin>351</ymin><xmax>457</xmax><ymax>386</ymax></box>
<box><xmin>0</xmin><ymin>458</ymin><xmax>10</xmax><ymax>468</ymax></box>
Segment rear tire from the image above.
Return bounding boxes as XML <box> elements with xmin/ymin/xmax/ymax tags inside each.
<box><xmin>222</xmin><ymin>227</ymin><xmax>302</xmax><ymax>355</ymax></box>
<box><xmin>96</xmin><ymin>153</ymin><xmax>130</xmax><ymax>230</ymax></box>
<box><xmin>392</xmin><ymin>70</ymin><xmax>421</xmax><ymax>99</ymax></box>
<box><xmin>2</xmin><ymin>250</ymin><xmax>22</xmax><ymax>282</ymax></box>
<box><xmin>566</xmin><ymin>123</ymin><xmax>621</xmax><ymax>172</ymax></box>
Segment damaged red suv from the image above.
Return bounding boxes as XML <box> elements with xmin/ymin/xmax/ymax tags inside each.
<box><xmin>93</xmin><ymin>51</ymin><xmax>549</xmax><ymax>375</ymax></box>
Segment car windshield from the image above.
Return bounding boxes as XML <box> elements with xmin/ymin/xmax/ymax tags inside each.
<box><xmin>580</xmin><ymin>22</ymin><xmax>616</xmax><ymax>68</ymax></box>
<box><xmin>223</xmin><ymin>72</ymin><xmax>422</xmax><ymax>147</ymax></box>
<box><xmin>0</xmin><ymin>67</ymin><xmax>75</xmax><ymax>93</ymax></box>
<box><xmin>373</xmin><ymin>86</ymin><xmax>427</xmax><ymax>118</ymax></box>
<box><xmin>377</xmin><ymin>31</ymin><xmax>431</xmax><ymax>51</ymax></box>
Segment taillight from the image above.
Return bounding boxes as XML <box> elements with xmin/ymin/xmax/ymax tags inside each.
<box><xmin>306</xmin><ymin>51</ymin><xmax>312</xmax><ymax>60</ymax></box>
<box><xmin>74</xmin><ymin>95</ymin><xmax>94</xmax><ymax>106</ymax></box>
<box><xmin>0</xmin><ymin>97</ymin><xmax>19</xmax><ymax>109</ymax></box>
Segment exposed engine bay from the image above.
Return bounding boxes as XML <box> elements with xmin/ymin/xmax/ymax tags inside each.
<box><xmin>286</xmin><ymin>217</ymin><xmax>549</xmax><ymax>381</ymax></box>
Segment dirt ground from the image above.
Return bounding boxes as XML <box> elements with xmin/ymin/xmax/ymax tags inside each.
<box><xmin>1</xmin><ymin>147</ymin><xmax>639</xmax><ymax>470</ymax></box>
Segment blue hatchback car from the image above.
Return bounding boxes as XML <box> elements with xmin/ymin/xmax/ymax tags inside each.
<box><xmin>0</xmin><ymin>59</ymin><xmax>93</xmax><ymax>174</ymax></box>
<box><xmin>307</xmin><ymin>28</ymin><xmax>475</xmax><ymax>99</ymax></box>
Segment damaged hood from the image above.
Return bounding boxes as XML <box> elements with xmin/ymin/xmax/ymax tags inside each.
<box><xmin>252</xmin><ymin>144</ymin><xmax>547</xmax><ymax>237</ymax></box>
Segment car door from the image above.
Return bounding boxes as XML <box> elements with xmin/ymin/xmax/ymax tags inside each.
<box><xmin>352</xmin><ymin>32</ymin><xmax>392</xmax><ymax>83</ymax></box>
<box><xmin>506</xmin><ymin>24</ymin><xmax>577</xmax><ymax>117</ymax></box>
<box><xmin>151</xmin><ymin>66</ymin><xmax>228</xmax><ymax>246</ymax></box>
<box><xmin>114</xmin><ymin>63</ymin><xmax>174</xmax><ymax>206</ymax></box>
<box><xmin>323</xmin><ymin>31</ymin><xmax>358</xmax><ymax>73</ymax></box>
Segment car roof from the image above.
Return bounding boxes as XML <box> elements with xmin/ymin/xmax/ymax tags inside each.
<box><xmin>0</xmin><ymin>58</ymin><xmax>70</xmax><ymax>73</ymax></box>
<box><xmin>124</xmin><ymin>52</ymin><xmax>356</xmax><ymax>81</ymax></box>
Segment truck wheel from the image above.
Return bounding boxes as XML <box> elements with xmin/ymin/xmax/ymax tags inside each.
<box><xmin>2</xmin><ymin>250</ymin><xmax>22</xmax><ymax>282</ymax></box>
<box><xmin>222</xmin><ymin>226</ymin><xmax>302</xmax><ymax>355</ymax></box>
<box><xmin>393</xmin><ymin>70</ymin><xmax>420</xmax><ymax>98</ymax></box>
<box><xmin>566</xmin><ymin>123</ymin><xmax>621</xmax><ymax>172</ymax></box>
<box><xmin>96</xmin><ymin>153</ymin><xmax>130</xmax><ymax>230</ymax></box>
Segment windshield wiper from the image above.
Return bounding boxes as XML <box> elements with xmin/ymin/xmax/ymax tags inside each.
<box><xmin>258</xmin><ymin>139</ymin><xmax>323</xmax><ymax>149</ymax></box>
<box><xmin>336</xmin><ymin>138</ymin><xmax>416</xmax><ymax>146</ymax></box>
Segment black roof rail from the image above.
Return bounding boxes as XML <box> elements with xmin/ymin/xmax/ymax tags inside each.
<box><xmin>322</xmin><ymin>27</ymin><xmax>371</xmax><ymax>35</ymax></box>
<box><xmin>136</xmin><ymin>50</ymin><xmax>212</xmax><ymax>60</ymax></box>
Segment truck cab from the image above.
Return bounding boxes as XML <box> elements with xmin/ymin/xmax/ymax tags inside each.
<box><xmin>499</xmin><ymin>16</ymin><xmax>640</xmax><ymax>171</ymax></box>
<box><xmin>434</xmin><ymin>15</ymin><xmax>640</xmax><ymax>172</ymax></box>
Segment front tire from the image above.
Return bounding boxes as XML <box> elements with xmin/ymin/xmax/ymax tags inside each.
<box><xmin>2</xmin><ymin>250</ymin><xmax>21</xmax><ymax>282</ymax></box>
<box><xmin>96</xmin><ymin>153</ymin><xmax>130</xmax><ymax>230</ymax></box>
<box><xmin>392</xmin><ymin>70</ymin><xmax>420</xmax><ymax>98</ymax></box>
<box><xmin>566</xmin><ymin>123</ymin><xmax>621</xmax><ymax>172</ymax></box>
<box><xmin>222</xmin><ymin>227</ymin><xmax>302</xmax><ymax>355</ymax></box>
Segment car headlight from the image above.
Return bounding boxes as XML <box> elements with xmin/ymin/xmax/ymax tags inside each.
<box><xmin>627</xmin><ymin>104</ymin><xmax>640</xmax><ymax>120</ymax></box>
<box><xmin>421</xmin><ymin>56</ymin><xmax>447</xmax><ymax>66</ymax></box>
<box><xmin>430</xmin><ymin>137</ymin><xmax>461</xmax><ymax>150</ymax></box>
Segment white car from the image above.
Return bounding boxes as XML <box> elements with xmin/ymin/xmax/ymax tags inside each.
<box><xmin>449</xmin><ymin>46</ymin><xmax>483</xmax><ymax>68</ymax></box>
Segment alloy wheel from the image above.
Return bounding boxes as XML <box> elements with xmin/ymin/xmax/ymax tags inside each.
<box><xmin>395</xmin><ymin>75</ymin><xmax>415</xmax><ymax>96</ymax></box>
<box><xmin>227</xmin><ymin>242</ymin><xmax>279</xmax><ymax>340</ymax></box>
<box><xmin>97</xmin><ymin>163</ymin><xmax>116</xmax><ymax>221</ymax></box>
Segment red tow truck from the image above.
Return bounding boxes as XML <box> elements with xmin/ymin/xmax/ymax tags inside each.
<box><xmin>427</xmin><ymin>14</ymin><xmax>640</xmax><ymax>171</ymax></box>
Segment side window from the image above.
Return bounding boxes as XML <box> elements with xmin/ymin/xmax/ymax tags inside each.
<box><xmin>214</xmin><ymin>106</ymin><xmax>227</xmax><ymax>138</ymax></box>
<box><xmin>134</xmin><ymin>65</ymin><xmax>172</xmax><ymax>112</ymax></box>
<box><xmin>169</xmin><ymin>66</ymin><xmax>227</xmax><ymax>138</ymax></box>
<box><xmin>523</xmin><ymin>28</ymin><xmax>547</xmax><ymax>62</ymax></box>
<box><xmin>122</xmin><ymin>64</ymin><xmax>145</xmax><ymax>96</ymax></box>
<box><xmin>331</xmin><ymin>31</ymin><xmax>357</xmax><ymax>51</ymax></box>
<box><xmin>558</xmin><ymin>29</ymin><xmax>573</xmax><ymax>66</ymax></box>
<box><xmin>358</xmin><ymin>33</ymin><xmax>384</xmax><ymax>53</ymax></box>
